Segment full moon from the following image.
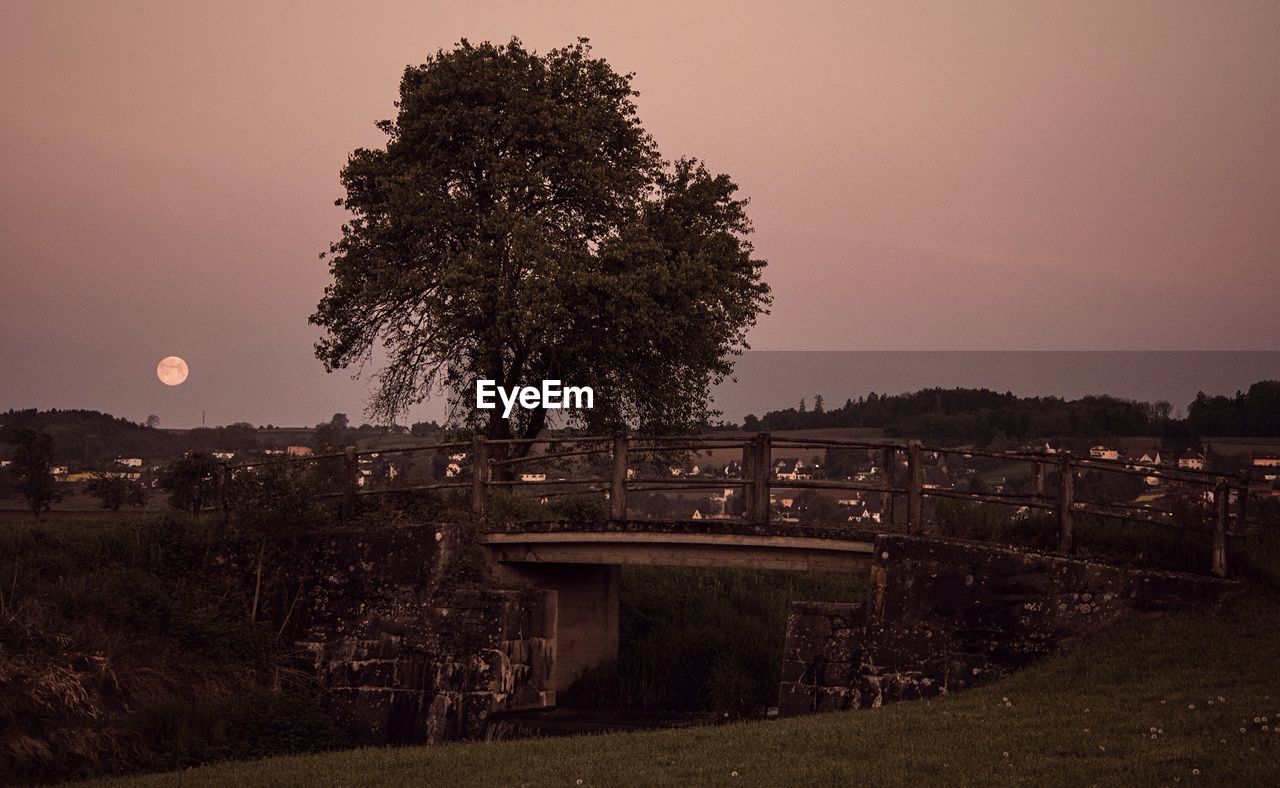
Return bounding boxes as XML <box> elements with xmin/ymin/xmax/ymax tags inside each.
<box><xmin>156</xmin><ymin>356</ymin><xmax>189</xmax><ymax>386</ymax></box>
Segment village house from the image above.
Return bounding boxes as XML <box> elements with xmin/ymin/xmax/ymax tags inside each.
<box><xmin>1253</xmin><ymin>454</ymin><xmax>1280</xmax><ymax>482</ymax></box>
<box><xmin>1090</xmin><ymin>445</ymin><xmax>1120</xmax><ymax>461</ymax></box>
<box><xmin>1122</xmin><ymin>448</ymin><xmax>1162</xmax><ymax>486</ymax></box>
<box><xmin>922</xmin><ymin>465</ymin><xmax>952</xmax><ymax>490</ymax></box>
<box><xmin>1178</xmin><ymin>450</ymin><xmax>1206</xmax><ymax>471</ymax></box>
<box><xmin>773</xmin><ymin>458</ymin><xmax>813</xmax><ymax>481</ymax></box>
<box><xmin>518</xmin><ymin>472</ymin><xmax>547</xmax><ymax>482</ymax></box>
<box><xmin>115</xmin><ymin>457</ymin><xmax>143</xmax><ymax>467</ymax></box>
<box><xmin>286</xmin><ymin>445</ymin><xmax>313</xmax><ymax>458</ymax></box>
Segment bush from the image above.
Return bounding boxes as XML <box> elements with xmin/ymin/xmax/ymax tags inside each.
<box><xmin>0</xmin><ymin>514</ymin><xmax>346</xmax><ymax>784</ymax></box>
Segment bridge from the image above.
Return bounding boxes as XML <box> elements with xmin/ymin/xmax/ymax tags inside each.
<box><xmin>221</xmin><ymin>432</ymin><xmax>1265</xmax><ymax>694</ymax></box>
<box><xmin>479</xmin><ymin>520</ymin><xmax>877</xmax><ymax>690</ymax></box>
<box><xmin>481</xmin><ymin>520</ymin><xmax>876</xmax><ymax>573</ymax></box>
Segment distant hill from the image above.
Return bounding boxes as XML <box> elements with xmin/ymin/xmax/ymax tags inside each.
<box><xmin>741</xmin><ymin>381</ymin><xmax>1280</xmax><ymax>444</ymax></box>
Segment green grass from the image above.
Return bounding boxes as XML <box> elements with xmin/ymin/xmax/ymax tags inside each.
<box><xmin>88</xmin><ymin>595</ymin><xmax>1280</xmax><ymax>787</ymax></box>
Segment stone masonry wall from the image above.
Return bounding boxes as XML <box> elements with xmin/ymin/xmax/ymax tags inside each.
<box><xmin>779</xmin><ymin>533</ymin><xmax>1236</xmax><ymax>716</ymax></box>
<box><xmin>293</xmin><ymin>523</ymin><xmax>555</xmax><ymax>744</ymax></box>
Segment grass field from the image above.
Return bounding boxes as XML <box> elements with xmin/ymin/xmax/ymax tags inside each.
<box><xmin>88</xmin><ymin>595</ymin><xmax>1280</xmax><ymax>788</ymax></box>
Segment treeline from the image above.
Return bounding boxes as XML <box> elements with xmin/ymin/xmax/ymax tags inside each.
<box><xmin>0</xmin><ymin>409</ymin><xmax>268</xmax><ymax>464</ymax></box>
<box><xmin>741</xmin><ymin>380</ymin><xmax>1280</xmax><ymax>444</ymax></box>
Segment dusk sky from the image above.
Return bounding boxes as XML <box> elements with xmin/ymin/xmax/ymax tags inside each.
<box><xmin>2</xmin><ymin>1</ymin><xmax>1278</xmax><ymax>427</ymax></box>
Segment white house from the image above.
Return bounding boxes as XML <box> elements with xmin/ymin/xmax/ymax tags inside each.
<box><xmin>1129</xmin><ymin>449</ymin><xmax>1161</xmax><ymax>466</ymax></box>
<box><xmin>115</xmin><ymin>457</ymin><xmax>143</xmax><ymax>467</ymax></box>
<box><xmin>1090</xmin><ymin>446</ymin><xmax>1120</xmax><ymax>461</ymax></box>
<box><xmin>519</xmin><ymin>472</ymin><xmax>547</xmax><ymax>482</ymax></box>
<box><xmin>1178</xmin><ymin>450</ymin><xmax>1206</xmax><ymax>471</ymax></box>
<box><xmin>773</xmin><ymin>458</ymin><xmax>812</xmax><ymax>481</ymax></box>
<box><xmin>1254</xmin><ymin>454</ymin><xmax>1280</xmax><ymax>481</ymax></box>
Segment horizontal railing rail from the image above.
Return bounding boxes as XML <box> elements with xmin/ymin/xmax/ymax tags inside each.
<box><xmin>213</xmin><ymin>432</ymin><xmax>1274</xmax><ymax>579</ymax></box>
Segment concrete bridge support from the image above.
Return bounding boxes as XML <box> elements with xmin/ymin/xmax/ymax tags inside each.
<box><xmin>489</xmin><ymin>561</ymin><xmax>621</xmax><ymax>694</ymax></box>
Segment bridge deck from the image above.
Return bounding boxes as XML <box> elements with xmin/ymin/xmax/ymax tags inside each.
<box><xmin>481</xmin><ymin>521</ymin><xmax>877</xmax><ymax>573</ymax></box>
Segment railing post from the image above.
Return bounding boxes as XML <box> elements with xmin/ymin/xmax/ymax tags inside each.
<box><xmin>216</xmin><ymin>462</ymin><xmax>229</xmax><ymax>525</ymax></box>
<box><xmin>1032</xmin><ymin>461</ymin><xmax>1045</xmax><ymax>498</ymax></box>
<box><xmin>610</xmin><ymin>433</ymin><xmax>628</xmax><ymax>520</ymax></box>
<box><xmin>341</xmin><ymin>447</ymin><xmax>358</xmax><ymax>523</ymax></box>
<box><xmin>470</xmin><ymin>437</ymin><xmax>489</xmax><ymax>522</ymax></box>
<box><xmin>1212</xmin><ymin>480</ymin><xmax>1229</xmax><ymax>578</ymax></box>
<box><xmin>752</xmin><ymin>432</ymin><xmax>772</xmax><ymax>526</ymax></box>
<box><xmin>1236</xmin><ymin>474</ymin><xmax>1250</xmax><ymax>534</ymax></box>
<box><xmin>880</xmin><ymin>446</ymin><xmax>896</xmax><ymax>527</ymax></box>
<box><xmin>907</xmin><ymin>440</ymin><xmax>923</xmax><ymax>533</ymax></box>
<box><xmin>742</xmin><ymin>437</ymin><xmax>757</xmax><ymax>522</ymax></box>
<box><xmin>1057</xmin><ymin>453</ymin><xmax>1074</xmax><ymax>553</ymax></box>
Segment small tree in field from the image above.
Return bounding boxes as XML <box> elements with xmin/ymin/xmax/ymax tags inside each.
<box><xmin>9</xmin><ymin>428</ymin><xmax>63</xmax><ymax>519</ymax></box>
<box><xmin>86</xmin><ymin>473</ymin><xmax>149</xmax><ymax>512</ymax></box>
<box><xmin>312</xmin><ymin>38</ymin><xmax>770</xmax><ymax>449</ymax></box>
<box><xmin>159</xmin><ymin>453</ymin><xmax>220</xmax><ymax>518</ymax></box>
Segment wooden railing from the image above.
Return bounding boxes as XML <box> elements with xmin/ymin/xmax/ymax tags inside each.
<box><xmin>218</xmin><ymin>433</ymin><xmax>1267</xmax><ymax>579</ymax></box>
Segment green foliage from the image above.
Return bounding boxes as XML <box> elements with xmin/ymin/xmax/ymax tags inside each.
<box><xmin>86</xmin><ymin>472</ymin><xmax>149</xmax><ymax>511</ymax></box>
<box><xmin>793</xmin><ymin>490</ymin><xmax>842</xmax><ymax>524</ymax></box>
<box><xmin>311</xmin><ymin>37</ymin><xmax>770</xmax><ymax>437</ymax></box>
<box><xmin>549</xmin><ymin>493</ymin><xmax>608</xmax><ymax>524</ymax></box>
<box><xmin>225</xmin><ymin>461</ymin><xmax>331</xmax><ymax>538</ymax></box>
<box><xmin>310</xmin><ymin>413</ymin><xmax>349</xmax><ymax>451</ymax></box>
<box><xmin>1187</xmin><ymin>381</ymin><xmax>1280</xmax><ymax>436</ymax></box>
<box><xmin>563</xmin><ymin>567</ymin><xmax>864</xmax><ymax>713</ymax></box>
<box><xmin>159</xmin><ymin>453</ymin><xmax>220</xmax><ymax>517</ymax></box>
<box><xmin>744</xmin><ymin>383</ymin><xmax>1280</xmax><ymax>443</ymax></box>
<box><xmin>0</xmin><ymin>514</ymin><xmax>339</xmax><ymax>783</ymax></box>
<box><xmin>8</xmin><ymin>427</ymin><xmax>63</xmax><ymax>518</ymax></box>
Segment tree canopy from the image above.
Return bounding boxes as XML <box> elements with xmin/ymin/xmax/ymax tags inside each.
<box><xmin>312</xmin><ymin>38</ymin><xmax>770</xmax><ymax>441</ymax></box>
<box><xmin>9</xmin><ymin>428</ymin><xmax>62</xmax><ymax>519</ymax></box>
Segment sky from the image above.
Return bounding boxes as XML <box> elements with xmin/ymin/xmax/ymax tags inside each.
<box><xmin>1</xmin><ymin>1</ymin><xmax>1278</xmax><ymax>427</ymax></box>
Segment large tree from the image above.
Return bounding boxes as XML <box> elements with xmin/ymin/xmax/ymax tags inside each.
<box><xmin>9</xmin><ymin>428</ymin><xmax>63</xmax><ymax>519</ymax></box>
<box><xmin>312</xmin><ymin>38</ymin><xmax>770</xmax><ymax>445</ymax></box>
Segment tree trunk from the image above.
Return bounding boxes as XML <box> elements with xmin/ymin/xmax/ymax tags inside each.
<box><xmin>250</xmin><ymin>540</ymin><xmax>265</xmax><ymax>622</ymax></box>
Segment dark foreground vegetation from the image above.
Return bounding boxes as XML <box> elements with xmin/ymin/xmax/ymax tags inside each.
<box><xmin>3</xmin><ymin>492</ymin><xmax>1276</xmax><ymax>783</ymax></box>
<box><xmin>0</xmin><ymin>515</ymin><xmax>348</xmax><ymax>784</ymax></box>
<box><xmin>88</xmin><ymin>595</ymin><xmax>1280</xmax><ymax>788</ymax></box>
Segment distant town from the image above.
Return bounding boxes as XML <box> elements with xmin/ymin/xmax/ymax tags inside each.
<box><xmin>4</xmin><ymin>382</ymin><xmax>1278</xmax><ymax>522</ymax></box>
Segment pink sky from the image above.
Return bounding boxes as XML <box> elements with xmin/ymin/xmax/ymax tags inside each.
<box><xmin>2</xmin><ymin>1</ymin><xmax>1278</xmax><ymax>427</ymax></box>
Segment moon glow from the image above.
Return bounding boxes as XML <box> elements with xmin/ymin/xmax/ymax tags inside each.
<box><xmin>156</xmin><ymin>356</ymin><xmax>189</xmax><ymax>386</ymax></box>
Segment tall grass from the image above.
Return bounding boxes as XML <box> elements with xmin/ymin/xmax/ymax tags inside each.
<box><xmin>0</xmin><ymin>514</ymin><xmax>346</xmax><ymax>784</ymax></box>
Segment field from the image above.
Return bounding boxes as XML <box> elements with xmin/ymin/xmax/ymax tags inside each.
<box><xmin>88</xmin><ymin>595</ymin><xmax>1280</xmax><ymax>787</ymax></box>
